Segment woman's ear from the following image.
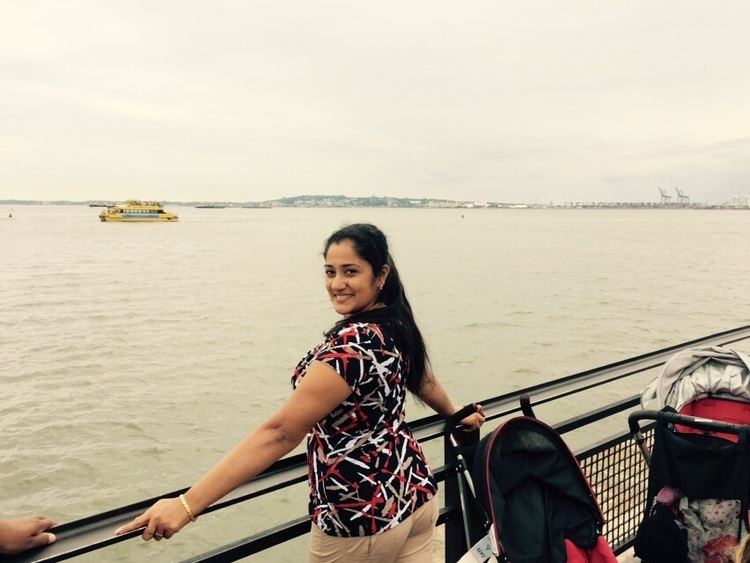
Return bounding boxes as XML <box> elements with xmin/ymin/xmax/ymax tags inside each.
<box><xmin>378</xmin><ymin>264</ymin><xmax>390</xmax><ymax>288</ymax></box>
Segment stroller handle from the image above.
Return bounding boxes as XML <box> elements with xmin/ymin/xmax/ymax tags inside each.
<box><xmin>446</xmin><ymin>403</ymin><xmax>480</xmax><ymax>429</ymax></box>
<box><xmin>629</xmin><ymin>410</ymin><xmax>750</xmax><ymax>436</ymax></box>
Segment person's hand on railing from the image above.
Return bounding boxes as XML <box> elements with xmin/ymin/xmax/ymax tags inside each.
<box><xmin>455</xmin><ymin>403</ymin><xmax>486</xmax><ymax>431</ymax></box>
<box><xmin>0</xmin><ymin>515</ymin><xmax>58</xmax><ymax>555</ymax></box>
<box><xmin>114</xmin><ymin>497</ymin><xmax>193</xmax><ymax>541</ymax></box>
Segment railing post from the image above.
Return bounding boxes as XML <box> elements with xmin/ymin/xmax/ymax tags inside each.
<box><xmin>443</xmin><ymin>428</ymin><xmax>480</xmax><ymax>563</ymax></box>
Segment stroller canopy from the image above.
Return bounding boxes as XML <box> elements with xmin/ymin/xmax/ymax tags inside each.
<box><xmin>641</xmin><ymin>346</ymin><xmax>750</xmax><ymax>412</ymax></box>
<box><xmin>472</xmin><ymin>416</ymin><xmax>605</xmax><ymax>563</ymax></box>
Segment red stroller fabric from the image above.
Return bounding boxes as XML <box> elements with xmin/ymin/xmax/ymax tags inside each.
<box><xmin>677</xmin><ymin>397</ymin><xmax>750</xmax><ymax>443</ymax></box>
<box><xmin>564</xmin><ymin>537</ymin><xmax>617</xmax><ymax>563</ymax></box>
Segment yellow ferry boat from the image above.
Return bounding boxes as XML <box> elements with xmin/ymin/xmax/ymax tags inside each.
<box><xmin>98</xmin><ymin>200</ymin><xmax>179</xmax><ymax>222</ymax></box>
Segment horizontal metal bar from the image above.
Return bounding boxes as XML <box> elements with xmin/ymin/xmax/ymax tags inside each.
<box><xmin>11</xmin><ymin>325</ymin><xmax>749</xmax><ymax>562</ymax></box>
<box><xmin>181</xmin><ymin>516</ymin><xmax>310</xmax><ymax>563</ymax></box>
<box><xmin>10</xmin><ymin>453</ymin><xmax>311</xmax><ymax>563</ymax></box>
<box><xmin>555</xmin><ymin>395</ymin><xmax>641</xmax><ymax>435</ymax></box>
<box><xmin>412</xmin><ymin>325</ymin><xmax>750</xmax><ymax>442</ymax></box>
<box><xmin>574</xmin><ymin>421</ymin><xmax>656</xmax><ymax>460</ymax></box>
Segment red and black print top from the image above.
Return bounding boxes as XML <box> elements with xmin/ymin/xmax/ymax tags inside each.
<box><xmin>292</xmin><ymin>320</ymin><xmax>438</xmax><ymax>537</ymax></box>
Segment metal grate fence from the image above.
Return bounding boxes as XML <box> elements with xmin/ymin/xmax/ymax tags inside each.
<box><xmin>577</xmin><ymin>427</ymin><xmax>654</xmax><ymax>553</ymax></box>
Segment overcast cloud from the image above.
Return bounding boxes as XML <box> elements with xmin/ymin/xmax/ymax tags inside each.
<box><xmin>2</xmin><ymin>1</ymin><xmax>749</xmax><ymax>203</ymax></box>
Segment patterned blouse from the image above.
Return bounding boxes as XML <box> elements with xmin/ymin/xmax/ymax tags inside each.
<box><xmin>292</xmin><ymin>320</ymin><xmax>438</xmax><ymax>537</ymax></box>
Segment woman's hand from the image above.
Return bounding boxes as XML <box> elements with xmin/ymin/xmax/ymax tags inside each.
<box><xmin>458</xmin><ymin>403</ymin><xmax>486</xmax><ymax>431</ymax></box>
<box><xmin>114</xmin><ymin>498</ymin><xmax>192</xmax><ymax>541</ymax></box>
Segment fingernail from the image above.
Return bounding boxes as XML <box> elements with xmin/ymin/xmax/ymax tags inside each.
<box><xmin>48</xmin><ymin>533</ymin><xmax>57</xmax><ymax>544</ymax></box>
<box><xmin>115</xmin><ymin>528</ymin><xmax>122</xmax><ymax>535</ymax></box>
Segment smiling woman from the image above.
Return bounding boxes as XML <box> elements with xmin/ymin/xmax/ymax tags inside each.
<box><xmin>114</xmin><ymin>222</ymin><xmax>485</xmax><ymax>562</ymax></box>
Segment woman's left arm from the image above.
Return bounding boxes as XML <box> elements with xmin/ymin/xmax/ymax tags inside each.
<box><xmin>417</xmin><ymin>375</ymin><xmax>485</xmax><ymax>430</ymax></box>
<box><xmin>115</xmin><ymin>361</ymin><xmax>351</xmax><ymax>540</ymax></box>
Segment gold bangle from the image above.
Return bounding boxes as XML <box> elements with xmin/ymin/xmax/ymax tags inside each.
<box><xmin>179</xmin><ymin>494</ymin><xmax>197</xmax><ymax>522</ymax></box>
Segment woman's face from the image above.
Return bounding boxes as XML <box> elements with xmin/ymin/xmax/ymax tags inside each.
<box><xmin>324</xmin><ymin>239</ymin><xmax>388</xmax><ymax>317</ymax></box>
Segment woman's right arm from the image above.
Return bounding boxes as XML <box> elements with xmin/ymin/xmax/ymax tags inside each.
<box><xmin>115</xmin><ymin>360</ymin><xmax>352</xmax><ymax>540</ymax></box>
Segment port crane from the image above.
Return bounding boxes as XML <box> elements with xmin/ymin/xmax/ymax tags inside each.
<box><xmin>675</xmin><ymin>187</ymin><xmax>689</xmax><ymax>204</ymax></box>
<box><xmin>658</xmin><ymin>187</ymin><xmax>672</xmax><ymax>205</ymax></box>
<box><xmin>729</xmin><ymin>185</ymin><xmax>747</xmax><ymax>206</ymax></box>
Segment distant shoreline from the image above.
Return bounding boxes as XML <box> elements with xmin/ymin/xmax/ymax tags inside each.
<box><xmin>1</xmin><ymin>199</ymin><xmax>748</xmax><ymax>210</ymax></box>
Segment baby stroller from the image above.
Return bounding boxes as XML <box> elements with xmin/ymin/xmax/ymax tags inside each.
<box><xmin>630</xmin><ymin>346</ymin><xmax>750</xmax><ymax>563</ymax></box>
<box><xmin>447</xmin><ymin>398</ymin><xmax>617</xmax><ymax>563</ymax></box>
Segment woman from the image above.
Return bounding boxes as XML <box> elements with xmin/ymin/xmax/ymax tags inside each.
<box><xmin>116</xmin><ymin>223</ymin><xmax>485</xmax><ymax>561</ymax></box>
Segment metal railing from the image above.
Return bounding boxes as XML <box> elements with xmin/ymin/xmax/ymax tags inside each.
<box><xmin>11</xmin><ymin>325</ymin><xmax>750</xmax><ymax>563</ymax></box>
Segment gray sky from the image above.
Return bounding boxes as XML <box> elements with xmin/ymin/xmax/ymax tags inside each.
<box><xmin>2</xmin><ymin>1</ymin><xmax>749</xmax><ymax>203</ymax></box>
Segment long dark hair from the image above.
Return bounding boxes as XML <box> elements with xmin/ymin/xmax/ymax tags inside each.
<box><xmin>323</xmin><ymin>223</ymin><xmax>431</xmax><ymax>394</ymax></box>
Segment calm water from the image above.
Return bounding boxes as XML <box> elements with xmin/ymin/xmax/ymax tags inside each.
<box><xmin>1</xmin><ymin>205</ymin><xmax>749</xmax><ymax>561</ymax></box>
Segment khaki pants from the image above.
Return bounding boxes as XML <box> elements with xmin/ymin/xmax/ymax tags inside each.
<box><xmin>308</xmin><ymin>496</ymin><xmax>439</xmax><ymax>563</ymax></box>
